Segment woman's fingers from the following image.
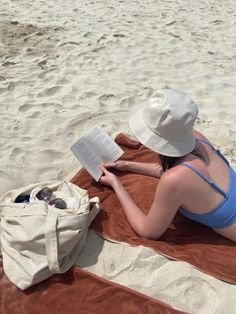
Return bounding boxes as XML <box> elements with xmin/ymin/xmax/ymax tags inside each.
<box><xmin>99</xmin><ymin>166</ymin><xmax>113</xmax><ymax>186</ymax></box>
<box><xmin>100</xmin><ymin>165</ymin><xmax>108</xmax><ymax>173</ymax></box>
<box><xmin>103</xmin><ymin>162</ymin><xmax>116</xmax><ymax>168</ymax></box>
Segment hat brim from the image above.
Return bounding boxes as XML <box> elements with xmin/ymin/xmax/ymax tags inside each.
<box><xmin>129</xmin><ymin>108</ymin><xmax>196</xmax><ymax>157</ymax></box>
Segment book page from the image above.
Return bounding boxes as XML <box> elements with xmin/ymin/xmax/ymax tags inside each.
<box><xmin>71</xmin><ymin>126</ymin><xmax>124</xmax><ymax>181</ymax></box>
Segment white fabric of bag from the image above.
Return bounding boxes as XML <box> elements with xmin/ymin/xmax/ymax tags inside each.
<box><xmin>0</xmin><ymin>180</ymin><xmax>100</xmax><ymax>290</ymax></box>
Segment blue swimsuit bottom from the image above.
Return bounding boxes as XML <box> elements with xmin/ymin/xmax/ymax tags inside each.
<box><xmin>179</xmin><ymin>138</ymin><xmax>236</xmax><ymax>229</ymax></box>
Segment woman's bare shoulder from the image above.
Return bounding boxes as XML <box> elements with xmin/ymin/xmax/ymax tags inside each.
<box><xmin>160</xmin><ymin>165</ymin><xmax>187</xmax><ymax>191</ymax></box>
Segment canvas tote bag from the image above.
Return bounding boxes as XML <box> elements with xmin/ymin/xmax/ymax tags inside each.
<box><xmin>0</xmin><ymin>180</ymin><xmax>100</xmax><ymax>290</ymax></box>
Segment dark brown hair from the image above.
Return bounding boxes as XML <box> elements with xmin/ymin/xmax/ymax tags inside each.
<box><xmin>160</xmin><ymin>149</ymin><xmax>205</xmax><ymax>172</ymax></box>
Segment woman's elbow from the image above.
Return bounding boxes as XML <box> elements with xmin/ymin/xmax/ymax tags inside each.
<box><xmin>136</xmin><ymin>224</ymin><xmax>162</xmax><ymax>240</ymax></box>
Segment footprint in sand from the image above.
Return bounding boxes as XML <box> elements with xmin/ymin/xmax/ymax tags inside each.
<box><xmin>18</xmin><ymin>104</ymin><xmax>32</xmax><ymax>113</ymax></box>
<box><xmin>27</xmin><ymin>111</ymin><xmax>42</xmax><ymax>119</ymax></box>
<box><xmin>83</xmin><ymin>32</ymin><xmax>94</xmax><ymax>39</ymax></box>
<box><xmin>98</xmin><ymin>94</ymin><xmax>117</xmax><ymax>106</ymax></box>
<box><xmin>37</xmin><ymin>86</ymin><xmax>61</xmax><ymax>97</ymax></box>
<box><xmin>79</xmin><ymin>91</ymin><xmax>97</xmax><ymax>100</ymax></box>
<box><xmin>10</xmin><ymin>147</ymin><xmax>25</xmax><ymax>165</ymax></box>
<box><xmin>120</xmin><ymin>96</ymin><xmax>135</xmax><ymax>107</ymax></box>
<box><xmin>38</xmin><ymin>149</ymin><xmax>65</xmax><ymax>162</ymax></box>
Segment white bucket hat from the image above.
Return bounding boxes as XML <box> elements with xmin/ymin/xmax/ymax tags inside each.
<box><xmin>129</xmin><ymin>88</ymin><xmax>198</xmax><ymax>157</ymax></box>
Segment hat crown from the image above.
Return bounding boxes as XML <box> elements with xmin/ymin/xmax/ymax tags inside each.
<box><xmin>143</xmin><ymin>89</ymin><xmax>198</xmax><ymax>141</ymax></box>
<box><xmin>128</xmin><ymin>88</ymin><xmax>199</xmax><ymax>157</ymax></box>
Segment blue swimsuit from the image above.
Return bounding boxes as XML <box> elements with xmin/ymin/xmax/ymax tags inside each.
<box><xmin>179</xmin><ymin>138</ymin><xmax>236</xmax><ymax>229</ymax></box>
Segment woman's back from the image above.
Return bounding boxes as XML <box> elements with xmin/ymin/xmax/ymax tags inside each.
<box><xmin>175</xmin><ymin>131</ymin><xmax>236</xmax><ymax>241</ymax></box>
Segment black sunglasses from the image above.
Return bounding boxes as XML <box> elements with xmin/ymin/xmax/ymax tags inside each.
<box><xmin>36</xmin><ymin>187</ymin><xmax>67</xmax><ymax>209</ymax></box>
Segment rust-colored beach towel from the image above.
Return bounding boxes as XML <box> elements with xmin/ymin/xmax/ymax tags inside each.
<box><xmin>71</xmin><ymin>133</ymin><xmax>236</xmax><ymax>284</ymax></box>
<box><xmin>0</xmin><ymin>257</ymin><xmax>184</xmax><ymax>314</ymax></box>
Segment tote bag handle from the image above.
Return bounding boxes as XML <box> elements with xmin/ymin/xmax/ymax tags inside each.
<box><xmin>45</xmin><ymin>208</ymin><xmax>61</xmax><ymax>273</ymax></box>
<box><xmin>88</xmin><ymin>197</ymin><xmax>100</xmax><ymax>225</ymax></box>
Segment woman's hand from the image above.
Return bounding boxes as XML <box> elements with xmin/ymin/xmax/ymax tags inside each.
<box><xmin>99</xmin><ymin>165</ymin><xmax>120</xmax><ymax>188</ymax></box>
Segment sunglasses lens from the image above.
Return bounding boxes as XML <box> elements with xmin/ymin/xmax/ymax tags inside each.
<box><xmin>15</xmin><ymin>194</ymin><xmax>30</xmax><ymax>203</ymax></box>
<box><xmin>49</xmin><ymin>198</ymin><xmax>67</xmax><ymax>209</ymax></box>
<box><xmin>36</xmin><ymin>187</ymin><xmax>53</xmax><ymax>202</ymax></box>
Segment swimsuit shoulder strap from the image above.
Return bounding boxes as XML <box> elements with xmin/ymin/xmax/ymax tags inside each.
<box><xmin>180</xmin><ymin>162</ymin><xmax>227</xmax><ymax>198</ymax></box>
<box><xmin>196</xmin><ymin>138</ymin><xmax>215</xmax><ymax>149</ymax></box>
<box><xmin>196</xmin><ymin>138</ymin><xmax>229</xmax><ymax>166</ymax></box>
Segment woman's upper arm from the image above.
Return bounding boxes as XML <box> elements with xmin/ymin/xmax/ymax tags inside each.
<box><xmin>140</xmin><ymin>172</ymin><xmax>182</xmax><ymax>239</ymax></box>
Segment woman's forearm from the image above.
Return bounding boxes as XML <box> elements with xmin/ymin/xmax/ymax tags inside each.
<box><xmin>126</xmin><ymin>161</ymin><xmax>162</xmax><ymax>178</ymax></box>
<box><xmin>112</xmin><ymin>179</ymin><xmax>146</xmax><ymax>236</ymax></box>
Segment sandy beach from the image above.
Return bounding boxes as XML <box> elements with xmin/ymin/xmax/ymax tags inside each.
<box><xmin>0</xmin><ymin>0</ymin><xmax>236</xmax><ymax>312</ymax></box>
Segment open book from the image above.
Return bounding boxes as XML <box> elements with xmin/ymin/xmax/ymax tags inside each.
<box><xmin>70</xmin><ymin>126</ymin><xmax>124</xmax><ymax>181</ymax></box>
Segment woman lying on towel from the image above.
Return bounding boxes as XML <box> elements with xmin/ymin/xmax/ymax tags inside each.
<box><xmin>100</xmin><ymin>88</ymin><xmax>236</xmax><ymax>242</ymax></box>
